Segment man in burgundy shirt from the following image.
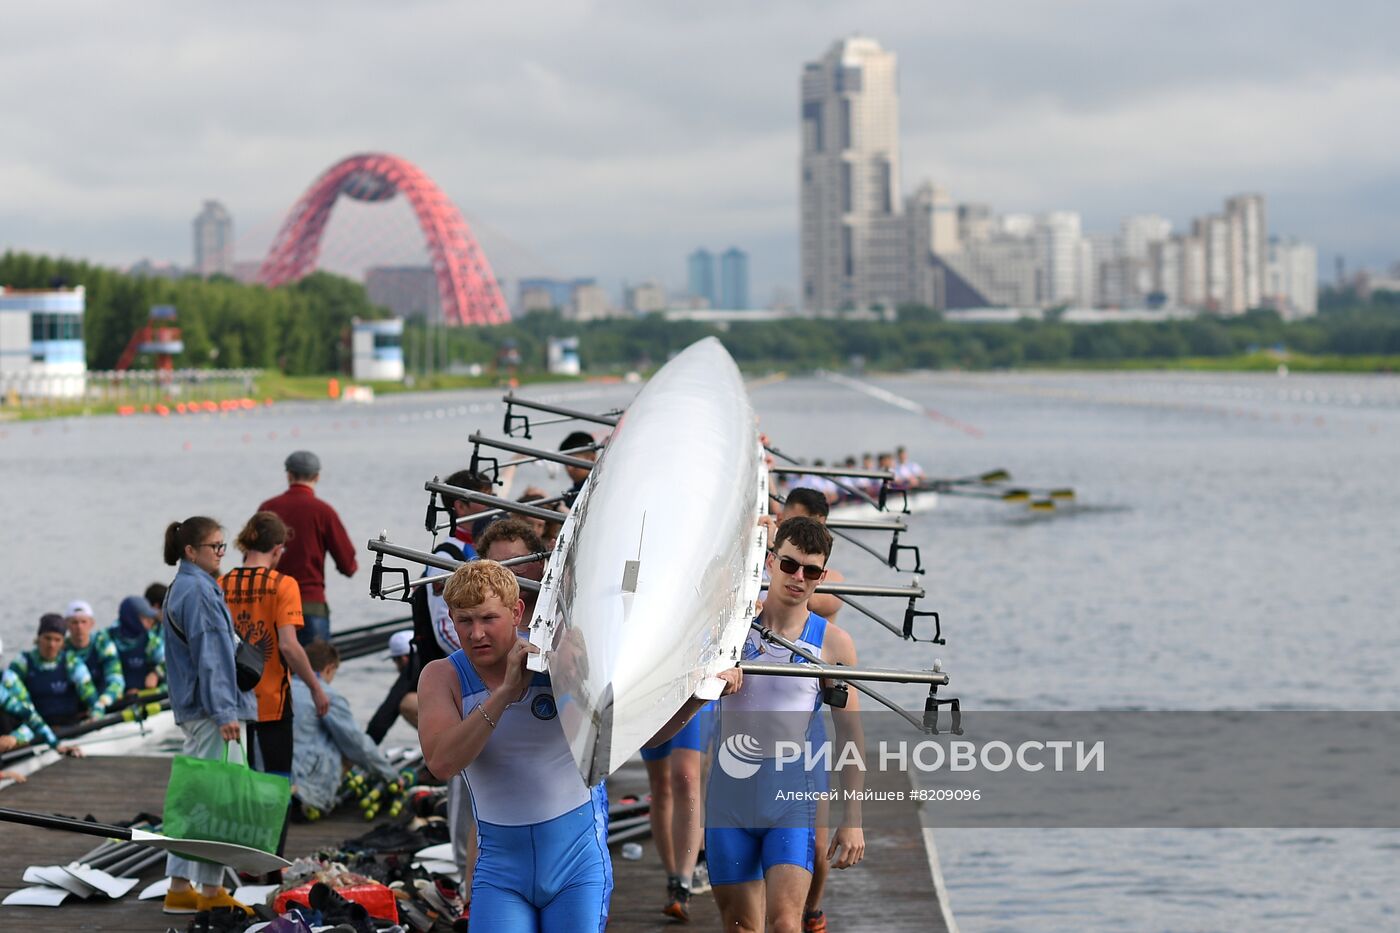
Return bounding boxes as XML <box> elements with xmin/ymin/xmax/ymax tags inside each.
<box><xmin>258</xmin><ymin>451</ymin><xmax>358</xmax><ymax>646</ymax></box>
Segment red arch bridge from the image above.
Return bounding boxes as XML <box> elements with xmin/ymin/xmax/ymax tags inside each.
<box><xmin>257</xmin><ymin>153</ymin><xmax>511</xmax><ymax>326</ymax></box>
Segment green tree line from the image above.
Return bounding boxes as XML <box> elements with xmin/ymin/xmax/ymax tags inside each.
<box><xmin>1</xmin><ymin>252</ymin><xmax>384</xmax><ymax>373</ymax></box>
<box><xmin>5</xmin><ymin>250</ymin><xmax>1399</xmax><ymax>375</ymax></box>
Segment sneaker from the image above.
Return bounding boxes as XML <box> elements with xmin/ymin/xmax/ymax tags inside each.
<box><xmin>193</xmin><ymin>888</ymin><xmax>253</xmax><ymax>916</ymax></box>
<box><xmin>163</xmin><ymin>886</ymin><xmax>202</xmax><ymax>914</ymax></box>
<box><xmin>803</xmin><ymin>908</ymin><xmax>828</xmax><ymax>932</ymax></box>
<box><xmin>690</xmin><ymin>856</ymin><xmax>711</xmax><ymax>895</ymax></box>
<box><xmin>662</xmin><ymin>878</ymin><xmax>691</xmax><ymax>923</ymax></box>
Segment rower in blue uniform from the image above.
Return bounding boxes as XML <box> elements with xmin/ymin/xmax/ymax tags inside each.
<box><xmin>8</xmin><ymin>613</ymin><xmax>101</xmax><ymax>727</ymax></box>
<box><xmin>418</xmin><ymin>559</ymin><xmax>736</xmax><ymax>931</ymax></box>
<box><xmin>706</xmin><ymin>516</ymin><xmax>867</xmax><ymax>933</ymax></box>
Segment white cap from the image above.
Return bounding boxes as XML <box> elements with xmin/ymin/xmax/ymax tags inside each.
<box><xmin>386</xmin><ymin>630</ymin><xmax>413</xmax><ymax>659</ymax></box>
<box><xmin>66</xmin><ymin>599</ymin><xmax>95</xmax><ymax>619</ymax></box>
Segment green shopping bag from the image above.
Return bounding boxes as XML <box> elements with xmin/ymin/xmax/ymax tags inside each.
<box><xmin>163</xmin><ymin>740</ymin><xmax>290</xmax><ymax>855</ymax></box>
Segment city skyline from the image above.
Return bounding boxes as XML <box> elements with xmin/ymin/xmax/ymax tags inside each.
<box><xmin>2</xmin><ymin>2</ymin><xmax>1398</xmax><ymax>305</ymax></box>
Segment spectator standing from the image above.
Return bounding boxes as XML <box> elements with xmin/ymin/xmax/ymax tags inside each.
<box><xmin>259</xmin><ymin>451</ymin><xmax>358</xmax><ymax>646</ymax></box>
<box><xmin>159</xmin><ymin>515</ymin><xmax>254</xmax><ymax>916</ymax></box>
<box><xmin>221</xmin><ymin>511</ymin><xmax>330</xmax><ymax>860</ymax></box>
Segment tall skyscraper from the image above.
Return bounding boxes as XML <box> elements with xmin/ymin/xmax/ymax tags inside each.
<box><xmin>801</xmin><ymin>37</ymin><xmax>902</xmax><ymax>311</ymax></box>
<box><xmin>1225</xmin><ymin>194</ymin><xmax>1267</xmax><ymax>309</ymax></box>
<box><xmin>687</xmin><ymin>248</ymin><xmax>716</xmax><ymax>307</ymax></box>
<box><xmin>1038</xmin><ymin>211</ymin><xmax>1083</xmax><ymax>306</ymax></box>
<box><xmin>193</xmin><ymin>200</ymin><xmax>234</xmax><ymax>277</ymax></box>
<box><xmin>719</xmin><ymin>248</ymin><xmax>749</xmax><ymax>309</ymax></box>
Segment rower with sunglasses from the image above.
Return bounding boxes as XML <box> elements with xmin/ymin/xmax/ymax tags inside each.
<box><xmin>707</xmin><ymin>516</ymin><xmax>867</xmax><ymax>933</ymax></box>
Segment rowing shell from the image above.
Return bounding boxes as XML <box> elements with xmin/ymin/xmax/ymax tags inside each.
<box><xmin>829</xmin><ymin>488</ymin><xmax>938</xmax><ymax>521</ymax></box>
<box><xmin>528</xmin><ymin>337</ymin><xmax>767</xmax><ymax>785</ymax></box>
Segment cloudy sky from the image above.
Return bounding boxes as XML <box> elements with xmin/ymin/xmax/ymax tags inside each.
<box><xmin>3</xmin><ymin>0</ymin><xmax>1397</xmax><ymax>305</ymax></box>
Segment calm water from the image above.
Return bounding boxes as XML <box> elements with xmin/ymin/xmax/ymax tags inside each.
<box><xmin>3</xmin><ymin>369</ymin><xmax>1398</xmax><ymax>931</ymax></box>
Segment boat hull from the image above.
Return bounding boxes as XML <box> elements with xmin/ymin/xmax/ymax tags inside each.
<box><xmin>529</xmin><ymin>338</ymin><xmax>766</xmax><ymax>785</ymax></box>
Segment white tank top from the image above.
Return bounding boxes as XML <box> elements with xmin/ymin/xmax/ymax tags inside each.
<box><xmin>449</xmin><ymin>649</ymin><xmax>592</xmax><ymax>826</ymax></box>
<box><xmin>718</xmin><ymin>613</ymin><xmax>828</xmax><ymax>755</ymax></box>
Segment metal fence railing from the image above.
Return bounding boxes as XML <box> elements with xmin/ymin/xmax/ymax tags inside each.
<box><xmin>0</xmin><ymin>368</ymin><xmax>262</xmax><ymax>413</ymax></box>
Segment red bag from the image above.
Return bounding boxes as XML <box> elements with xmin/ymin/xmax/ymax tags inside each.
<box><xmin>274</xmin><ymin>881</ymin><xmax>398</xmax><ymax>922</ymax></box>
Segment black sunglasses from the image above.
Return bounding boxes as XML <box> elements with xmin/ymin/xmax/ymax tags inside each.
<box><xmin>771</xmin><ymin>551</ymin><xmax>825</xmax><ymax>581</ymax></box>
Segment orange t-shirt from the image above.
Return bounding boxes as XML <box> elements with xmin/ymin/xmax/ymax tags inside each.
<box><xmin>219</xmin><ymin>566</ymin><xmax>303</xmax><ymax>722</ymax></box>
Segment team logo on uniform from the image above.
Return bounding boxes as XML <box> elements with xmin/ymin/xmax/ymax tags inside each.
<box><xmin>531</xmin><ymin>693</ymin><xmax>558</xmax><ymax>720</ymax></box>
<box><xmin>718</xmin><ymin>733</ymin><xmax>764</xmax><ymax>779</ymax></box>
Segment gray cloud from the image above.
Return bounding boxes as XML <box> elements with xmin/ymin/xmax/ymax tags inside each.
<box><xmin>2</xmin><ymin>0</ymin><xmax>1398</xmax><ymax>304</ymax></box>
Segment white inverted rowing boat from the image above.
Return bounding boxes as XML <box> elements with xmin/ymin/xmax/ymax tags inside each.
<box><xmin>528</xmin><ymin>337</ymin><xmax>768</xmax><ymax>785</ymax></box>
<box><xmin>829</xmin><ymin>488</ymin><xmax>938</xmax><ymax>521</ymax></box>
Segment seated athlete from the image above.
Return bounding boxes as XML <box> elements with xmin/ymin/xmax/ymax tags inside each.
<box><xmin>64</xmin><ymin>599</ymin><xmax>125</xmax><ymax>712</ymax></box>
<box><xmin>9</xmin><ymin>613</ymin><xmax>101</xmax><ymax>727</ymax></box>
<box><xmin>109</xmin><ymin>595</ymin><xmax>165</xmax><ymax>694</ymax></box>
<box><xmin>0</xmin><ymin>635</ymin><xmax>83</xmax><ymax>759</ymax></box>
<box><xmin>418</xmin><ymin>560</ymin><xmax>736</xmax><ymax>932</ymax></box>
<box><xmin>708</xmin><ymin>516</ymin><xmax>866</xmax><ymax>933</ymax></box>
<box><xmin>291</xmin><ymin>641</ymin><xmax>403</xmax><ymax>818</ymax></box>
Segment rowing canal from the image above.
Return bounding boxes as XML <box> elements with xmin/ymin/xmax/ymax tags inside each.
<box><xmin>3</xmin><ymin>369</ymin><xmax>1399</xmax><ymax>932</ymax></box>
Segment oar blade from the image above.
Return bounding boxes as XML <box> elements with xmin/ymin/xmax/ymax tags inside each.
<box><xmin>1029</xmin><ymin>499</ymin><xmax>1055</xmax><ymax>512</ymax></box>
<box><xmin>979</xmin><ymin>469</ymin><xmax>1011</xmax><ymax>484</ymax></box>
<box><xmin>1000</xmin><ymin>489</ymin><xmax>1031</xmax><ymax>502</ymax></box>
<box><xmin>1050</xmin><ymin>488</ymin><xmax>1075</xmax><ymax>500</ymax></box>
<box><xmin>129</xmin><ymin>829</ymin><xmax>290</xmax><ymax>875</ymax></box>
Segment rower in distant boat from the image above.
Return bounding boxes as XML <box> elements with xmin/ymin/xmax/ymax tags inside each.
<box><xmin>894</xmin><ymin>446</ymin><xmax>926</xmax><ymax>489</ymax></box>
<box><xmin>707</xmin><ymin>517</ymin><xmax>866</xmax><ymax>933</ymax></box>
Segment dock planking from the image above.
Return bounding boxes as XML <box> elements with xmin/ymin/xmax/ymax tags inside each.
<box><xmin>1</xmin><ymin>754</ymin><xmax>951</xmax><ymax>931</ymax></box>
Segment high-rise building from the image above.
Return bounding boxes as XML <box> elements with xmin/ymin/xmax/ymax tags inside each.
<box><xmin>1038</xmin><ymin>211</ymin><xmax>1083</xmax><ymax>306</ymax></box>
<box><xmin>1265</xmin><ymin>238</ymin><xmax>1318</xmax><ymax>318</ymax></box>
<box><xmin>719</xmin><ymin>248</ymin><xmax>750</xmax><ymax>309</ymax></box>
<box><xmin>800</xmin><ymin>37</ymin><xmax>902</xmax><ymax>311</ymax></box>
<box><xmin>1225</xmin><ymin>194</ymin><xmax>1267</xmax><ymax>309</ymax></box>
<box><xmin>193</xmin><ymin>200</ymin><xmax>234</xmax><ymax>277</ymax></box>
<box><xmin>687</xmin><ymin>249</ymin><xmax>716</xmax><ymax>307</ymax></box>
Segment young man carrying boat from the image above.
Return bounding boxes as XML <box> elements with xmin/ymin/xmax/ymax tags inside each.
<box><xmin>418</xmin><ymin>559</ymin><xmax>738</xmax><ymax>931</ymax></box>
<box><xmin>708</xmin><ymin>516</ymin><xmax>866</xmax><ymax>933</ymax></box>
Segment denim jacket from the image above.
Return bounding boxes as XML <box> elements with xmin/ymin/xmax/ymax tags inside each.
<box><xmin>290</xmin><ymin>675</ymin><xmax>399</xmax><ymax>811</ymax></box>
<box><xmin>162</xmin><ymin>560</ymin><xmax>253</xmax><ymax>725</ymax></box>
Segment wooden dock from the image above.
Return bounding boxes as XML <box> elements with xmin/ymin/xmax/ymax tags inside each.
<box><xmin>1</xmin><ymin>753</ymin><xmax>954</xmax><ymax>932</ymax></box>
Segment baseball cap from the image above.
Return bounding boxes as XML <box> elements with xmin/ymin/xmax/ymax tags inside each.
<box><xmin>38</xmin><ymin>613</ymin><xmax>67</xmax><ymax>636</ymax></box>
<box><xmin>66</xmin><ymin>599</ymin><xmax>95</xmax><ymax>619</ymax></box>
<box><xmin>285</xmin><ymin>450</ymin><xmax>321</xmax><ymax>475</ymax></box>
<box><xmin>386</xmin><ymin>630</ymin><xmax>413</xmax><ymax>659</ymax></box>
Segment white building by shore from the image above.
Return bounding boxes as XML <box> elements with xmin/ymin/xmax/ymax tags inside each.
<box><xmin>0</xmin><ymin>286</ymin><xmax>86</xmax><ymax>399</ymax></box>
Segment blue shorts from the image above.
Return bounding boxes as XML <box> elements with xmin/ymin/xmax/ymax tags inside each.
<box><xmin>704</xmin><ymin>758</ymin><xmax>818</xmax><ymax>886</ymax></box>
<box><xmin>641</xmin><ymin>702</ymin><xmax>714</xmax><ymax>762</ymax></box>
<box><xmin>471</xmin><ymin>786</ymin><xmax>612</xmax><ymax>932</ymax></box>
<box><xmin>705</xmin><ymin>825</ymin><xmax>816</xmax><ymax>886</ymax></box>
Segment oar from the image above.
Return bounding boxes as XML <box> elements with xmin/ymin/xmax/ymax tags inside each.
<box><xmin>0</xmin><ymin>807</ymin><xmax>290</xmax><ymax>875</ymax></box>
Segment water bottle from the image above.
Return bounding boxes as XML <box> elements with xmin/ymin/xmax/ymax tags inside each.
<box><xmin>620</xmin><ymin>842</ymin><xmax>644</xmax><ymax>861</ymax></box>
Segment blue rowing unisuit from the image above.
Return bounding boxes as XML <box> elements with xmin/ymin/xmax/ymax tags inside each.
<box><xmin>449</xmin><ymin>649</ymin><xmax>611</xmax><ymax>931</ymax></box>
